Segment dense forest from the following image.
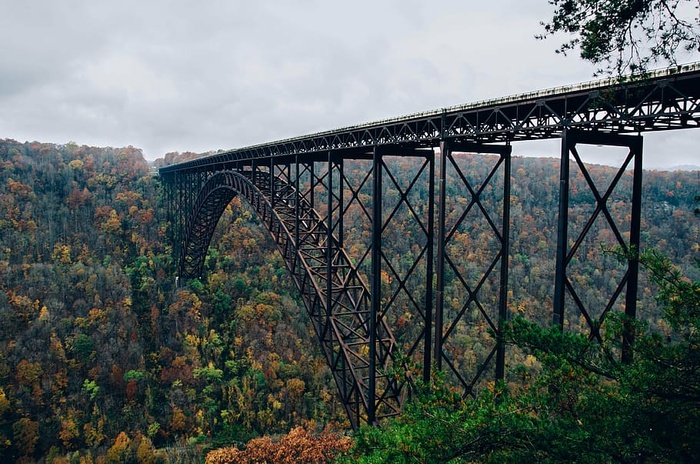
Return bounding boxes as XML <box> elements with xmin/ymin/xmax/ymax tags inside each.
<box><xmin>0</xmin><ymin>138</ymin><xmax>697</xmax><ymax>462</ymax></box>
<box><xmin>0</xmin><ymin>140</ymin><xmax>346</xmax><ymax>463</ymax></box>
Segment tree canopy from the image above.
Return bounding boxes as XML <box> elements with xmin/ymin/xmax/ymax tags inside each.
<box><xmin>1</xmin><ymin>139</ymin><xmax>697</xmax><ymax>461</ymax></box>
<box><xmin>343</xmin><ymin>247</ymin><xmax>700</xmax><ymax>462</ymax></box>
<box><xmin>540</xmin><ymin>0</ymin><xmax>700</xmax><ymax>75</ymax></box>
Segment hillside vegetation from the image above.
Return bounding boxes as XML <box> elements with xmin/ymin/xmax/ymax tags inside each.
<box><xmin>0</xmin><ymin>139</ymin><xmax>697</xmax><ymax>462</ymax></box>
<box><xmin>0</xmin><ymin>140</ymin><xmax>345</xmax><ymax>462</ymax></box>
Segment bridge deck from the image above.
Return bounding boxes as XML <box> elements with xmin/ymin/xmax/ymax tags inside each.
<box><xmin>160</xmin><ymin>62</ymin><xmax>700</xmax><ymax>174</ymax></box>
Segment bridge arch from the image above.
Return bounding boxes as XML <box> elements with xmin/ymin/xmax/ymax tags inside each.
<box><xmin>178</xmin><ymin>168</ymin><xmax>400</xmax><ymax>428</ymax></box>
<box><xmin>179</xmin><ymin>171</ymin><xmax>243</xmax><ymax>279</ymax></box>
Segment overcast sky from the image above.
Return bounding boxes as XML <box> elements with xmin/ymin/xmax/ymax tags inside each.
<box><xmin>0</xmin><ymin>0</ymin><xmax>698</xmax><ymax>168</ymax></box>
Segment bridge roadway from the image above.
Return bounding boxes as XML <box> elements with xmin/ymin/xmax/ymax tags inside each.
<box><xmin>160</xmin><ymin>63</ymin><xmax>700</xmax><ymax>429</ymax></box>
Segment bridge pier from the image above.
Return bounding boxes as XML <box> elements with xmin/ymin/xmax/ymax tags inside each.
<box><xmin>435</xmin><ymin>140</ymin><xmax>512</xmax><ymax>393</ymax></box>
<box><xmin>553</xmin><ymin>129</ymin><xmax>643</xmax><ymax>361</ymax></box>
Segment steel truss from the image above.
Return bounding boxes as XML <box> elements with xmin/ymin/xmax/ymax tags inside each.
<box><xmin>159</xmin><ymin>64</ymin><xmax>700</xmax><ymax>427</ymax></box>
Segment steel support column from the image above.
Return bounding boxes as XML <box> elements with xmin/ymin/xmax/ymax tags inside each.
<box><xmin>369</xmin><ymin>146</ymin><xmax>382</xmax><ymax>425</ymax></box>
<box><xmin>423</xmin><ymin>149</ymin><xmax>435</xmax><ymax>383</ymax></box>
<box><xmin>553</xmin><ymin>131</ymin><xmax>571</xmax><ymax>329</ymax></box>
<box><xmin>435</xmin><ymin>141</ymin><xmax>448</xmax><ymax>371</ymax></box>
<box><xmin>624</xmin><ymin>139</ymin><xmax>643</xmax><ymax>362</ymax></box>
<box><xmin>270</xmin><ymin>157</ymin><xmax>276</xmax><ymax>209</ymax></box>
<box><xmin>325</xmin><ymin>152</ymin><xmax>334</xmax><ymax>347</ymax></box>
<box><xmin>496</xmin><ymin>144</ymin><xmax>511</xmax><ymax>381</ymax></box>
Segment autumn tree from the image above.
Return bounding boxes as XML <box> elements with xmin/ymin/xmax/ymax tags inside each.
<box><xmin>205</xmin><ymin>426</ymin><xmax>351</xmax><ymax>464</ymax></box>
<box><xmin>1</xmin><ymin>137</ymin><xmax>697</xmax><ymax>461</ymax></box>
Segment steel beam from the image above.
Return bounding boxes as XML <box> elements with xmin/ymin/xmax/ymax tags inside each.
<box><xmin>369</xmin><ymin>146</ymin><xmax>381</xmax><ymax>425</ymax></box>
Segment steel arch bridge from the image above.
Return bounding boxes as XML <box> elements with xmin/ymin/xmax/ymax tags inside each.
<box><xmin>159</xmin><ymin>63</ymin><xmax>700</xmax><ymax>429</ymax></box>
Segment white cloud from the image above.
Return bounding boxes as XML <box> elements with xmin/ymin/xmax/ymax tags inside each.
<box><xmin>0</xmin><ymin>0</ymin><xmax>697</xmax><ymax>167</ymax></box>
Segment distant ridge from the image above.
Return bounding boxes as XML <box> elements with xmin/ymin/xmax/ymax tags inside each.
<box><xmin>654</xmin><ymin>165</ymin><xmax>700</xmax><ymax>172</ymax></box>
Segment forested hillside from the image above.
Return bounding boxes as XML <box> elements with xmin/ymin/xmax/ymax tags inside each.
<box><xmin>0</xmin><ymin>140</ymin><xmax>345</xmax><ymax>462</ymax></box>
<box><xmin>0</xmin><ymin>138</ymin><xmax>697</xmax><ymax>462</ymax></box>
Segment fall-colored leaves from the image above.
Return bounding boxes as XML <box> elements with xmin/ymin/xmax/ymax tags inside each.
<box><xmin>205</xmin><ymin>426</ymin><xmax>352</xmax><ymax>464</ymax></box>
<box><xmin>0</xmin><ymin>138</ymin><xmax>698</xmax><ymax>462</ymax></box>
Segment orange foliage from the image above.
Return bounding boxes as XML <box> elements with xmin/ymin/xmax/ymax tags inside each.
<box><xmin>205</xmin><ymin>426</ymin><xmax>352</xmax><ymax>464</ymax></box>
<box><xmin>12</xmin><ymin>418</ymin><xmax>39</xmax><ymax>457</ymax></box>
